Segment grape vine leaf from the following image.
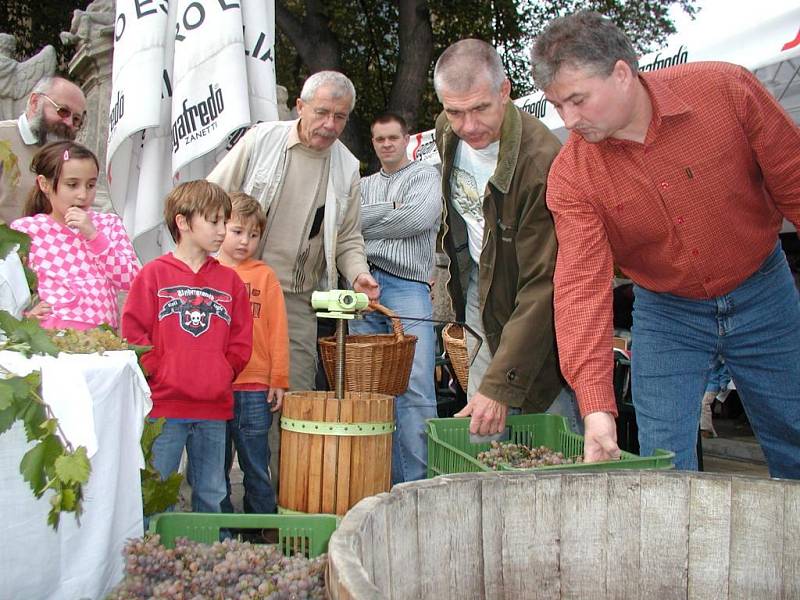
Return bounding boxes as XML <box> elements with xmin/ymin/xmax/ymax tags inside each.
<box><xmin>54</xmin><ymin>446</ymin><xmax>90</xmax><ymax>484</ymax></box>
<box><xmin>60</xmin><ymin>487</ymin><xmax>77</xmax><ymax>511</ymax></box>
<box><xmin>141</xmin><ymin>471</ymin><xmax>183</xmax><ymax>515</ymax></box>
<box><xmin>20</xmin><ymin>435</ymin><xmax>62</xmax><ymax>494</ymax></box>
<box><xmin>0</xmin><ymin>405</ymin><xmax>14</xmax><ymax>435</ymax></box>
<box><xmin>0</xmin><ymin>311</ymin><xmax>59</xmax><ymax>357</ymax></box>
<box><xmin>0</xmin><ymin>225</ymin><xmax>36</xmax><ymax>291</ymax></box>
<box><xmin>0</xmin><ymin>384</ymin><xmax>12</xmax><ymax>411</ymax></box>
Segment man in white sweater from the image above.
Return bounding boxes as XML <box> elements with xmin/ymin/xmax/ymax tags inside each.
<box><xmin>208</xmin><ymin>71</ymin><xmax>379</xmax><ymax>392</ymax></box>
<box><xmin>349</xmin><ymin>112</ymin><xmax>441</xmax><ymax>482</ymax></box>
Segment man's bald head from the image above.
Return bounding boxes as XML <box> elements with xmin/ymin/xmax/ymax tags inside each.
<box><xmin>27</xmin><ymin>77</ymin><xmax>87</xmax><ymax>144</ymax></box>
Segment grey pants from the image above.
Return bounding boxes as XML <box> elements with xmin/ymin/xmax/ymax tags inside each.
<box><xmin>464</xmin><ymin>262</ymin><xmax>583</xmax><ymax>434</ymax></box>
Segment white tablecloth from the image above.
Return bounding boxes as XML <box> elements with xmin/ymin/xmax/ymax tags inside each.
<box><xmin>0</xmin><ymin>351</ymin><xmax>151</xmax><ymax>600</ymax></box>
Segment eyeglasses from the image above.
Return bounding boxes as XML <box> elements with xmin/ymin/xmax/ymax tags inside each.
<box><xmin>38</xmin><ymin>93</ymin><xmax>86</xmax><ymax>129</ymax></box>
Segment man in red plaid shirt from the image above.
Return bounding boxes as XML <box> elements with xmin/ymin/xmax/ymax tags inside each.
<box><xmin>532</xmin><ymin>10</ymin><xmax>800</xmax><ymax>477</ymax></box>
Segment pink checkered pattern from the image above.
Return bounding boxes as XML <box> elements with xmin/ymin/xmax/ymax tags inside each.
<box><xmin>11</xmin><ymin>212</ymin><xmax>140</xmax><ymax>328</ymax></box>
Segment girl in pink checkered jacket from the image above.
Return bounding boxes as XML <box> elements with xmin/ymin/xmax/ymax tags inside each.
<box><xmin>11</xmin><ymin>141</ymin><xmax>140</xmax><ymax>330</ymax></box>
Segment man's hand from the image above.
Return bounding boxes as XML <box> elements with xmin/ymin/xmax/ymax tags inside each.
<box><xmin>353</xmin><ymin>272</ymin><xmax>380</xmax><ymax>301</ymax></box>
<box><xmin>454</xmin><ymin>391</ymin><xmax>508</xmax><ymax>436</ymax></box>
<box><xmin>583</xmin><ymin>411</ymin><xmax>621</xmax><ymax>462</ymax></box>
<box><xmin>267</xmin><ymin>388</ymin><xmax>285</xmax><ymax>412</ymax></box>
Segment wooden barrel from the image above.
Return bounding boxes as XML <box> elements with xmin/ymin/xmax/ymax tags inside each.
<box><xmin>278</xmin><ymin>391</ymin><xmax>393</xmax><ymax>516</ymax></box>
<box><xmin>327</xmin><ymin>471</ymin><xmax>800</xmax><ymax>599</ymax></box>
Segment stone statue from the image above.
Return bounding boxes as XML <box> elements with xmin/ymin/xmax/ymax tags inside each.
<box><xmin>60</xmin><ymin>0</ymin><xmax>116</xmax><ymax>48</ymax></box>
<box><xmin>0</xmin><ymin>33</ymin><xmax>57</xmax><ymax>121</ymax></box>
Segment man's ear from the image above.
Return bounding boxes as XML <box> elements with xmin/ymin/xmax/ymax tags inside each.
<box><xmin>27</xmin><ymin>92</ymin><xmax>40</xmax><ymax>116</ymax></box>
<box><xmin>613</xmin><ymin>59</ymin><xmax>635</xmax><ymax>85</ymax></box>
<box><xmin>500</xmin><ymin>78</ymin><xmax>512</xmax><ymax>104</ymax></box>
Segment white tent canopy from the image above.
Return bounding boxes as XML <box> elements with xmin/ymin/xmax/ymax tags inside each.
<box><xmin>407</xmin><ymin>3</ymin><xmax>800</xmax><ymax>163</ymax></box>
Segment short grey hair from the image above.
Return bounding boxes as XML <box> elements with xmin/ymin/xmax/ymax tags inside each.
<box><xmin>433</xmin><ymin>39</ymin><xmax>506</xmax><ymax>99</ymax></box>
<box><xmin>300</xmin><ymin>71</ymin><xmax>356</xmax><ymax>112</ymax></box>
<box><xmin>530</xmin><ymin>10</ymin><xmax>638</xmax><ymax>90</ymax></box>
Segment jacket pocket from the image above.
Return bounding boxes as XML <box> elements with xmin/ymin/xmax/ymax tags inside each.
<box><xmin>152</xmin><ymin>349</ymin><xmax>234</xmax><ymax>403</ymax></box>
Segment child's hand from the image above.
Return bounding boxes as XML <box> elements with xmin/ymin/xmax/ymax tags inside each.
<box><xmin>65</xmin><ymin>207</ymin><xmax>97</xmax><ymax>240</ymax></box>
<box><xmin>25</xmin><ymin>300</ymin><xmax>53</xmax><ymax>321</ymax></box>
<box><xmin>267</xmin><ymin>388</ymin><xmax>285</xmax><ymax>412</ymax></box>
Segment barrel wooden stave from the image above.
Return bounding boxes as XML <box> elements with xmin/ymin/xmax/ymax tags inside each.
<box><xmin>328</xmin><ymin>471</ymin><xmax>800</xmax><ymax>599</ymax></box>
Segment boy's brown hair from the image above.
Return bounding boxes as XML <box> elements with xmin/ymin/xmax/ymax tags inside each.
<box><xmin>229</xmin><ymin>191</ymin><xmax>267</xmax><ymax>235</ymax></box>
<box><xmin>164</xmin><ymin>180</ymin><xmax>232</xmax><ymax>242</ymax></box>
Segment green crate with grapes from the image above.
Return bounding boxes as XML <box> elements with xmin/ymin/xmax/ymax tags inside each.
<box><xmin>148</xmin><ymin>512</ymin><xmax>337</xmax><ymax>557</ymax></box>
<box><xmin>426</xmin><ymin>414</ymin><xmax>674</xmax><ymax>478</ymax></box>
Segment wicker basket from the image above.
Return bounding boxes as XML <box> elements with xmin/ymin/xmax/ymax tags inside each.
<box><xmin>319</xmin><ymin>303</ymin><xmax>417</xmax><ymax>396</ymax></box>
<box><xmin>442</xmin><ymin>323</ymin><xmax>469</xmax><ymax>391</ymax></box>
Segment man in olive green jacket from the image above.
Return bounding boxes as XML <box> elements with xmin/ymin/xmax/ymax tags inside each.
<box><xmin>434</xmin><ymin>39</ymin><xmax>565</xmax><ymax>437</ymax></box>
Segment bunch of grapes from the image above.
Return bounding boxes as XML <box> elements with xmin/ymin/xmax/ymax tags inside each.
<box><xmin>47</xmin><ymin>327</ymin><xmax>131</xmax><ymax>353</ymax></box>
<box><xmin>476</xmin><ymin>441</ymin><xmax>583</xmax><ymax>470</ymax></box>
<box><xmin>107</xmin><ymin>534</ymin><xmax>327</xmax><ymax>599</ymax></box>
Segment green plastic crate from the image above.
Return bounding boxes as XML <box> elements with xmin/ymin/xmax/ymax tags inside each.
<box><xmin>426</xmin><ymin>413</ymin><xmax>674</xmax><ymax>477</ymax></box>
<box><xmin>148</xmin><ymin>512</ymin><xmax>337</xmax><ymax>558</ymax></box>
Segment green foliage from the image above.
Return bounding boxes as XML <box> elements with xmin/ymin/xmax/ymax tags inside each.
<box><xmin>140</xmin><ymin>417</ymin><xmax>183</xmax><ymax>516</ymax></box>
<box><xmin>276</xmin><ymin>0</ymin><xmax>696</xmax><ymax>166</ymax></box>
<box><xmin>0</xmin><ymin>225</ymin><xmax>37</xmax><ymax>292</ymax></box>
<box><xmin>0</xmin><ymin>364</ymin><xmax>91</xmax><ymax>530</ymax></box>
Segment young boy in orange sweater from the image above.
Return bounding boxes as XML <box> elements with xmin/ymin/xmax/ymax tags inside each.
<box><xmin>218</xmin><ymin>192</ymin><xmax>289</xmax><ymax>514</ymax></box>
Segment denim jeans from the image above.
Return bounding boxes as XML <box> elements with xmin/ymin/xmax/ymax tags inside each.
<box><xmin>349</xmin><ymin>268</ymin><xmax>438</xmax><ymax>483</ymax></box>
<box><xmin>632</xmin><ymin>241</ymin><xmax>800</xmax><ymax>477</ymax></box>
<box><xmin>150</xmin><ymin>418</ymin><xmax>227</xmax><ymax>513</ymax></box>
<box><xmin>220</xmin><ymin>390</ymin><xmax>277</xmax><ymax>514</ymax></box>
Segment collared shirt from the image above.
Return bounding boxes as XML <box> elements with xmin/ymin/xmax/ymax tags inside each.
<box><xmin>547</xmin><ymin>61</ymin><xmax>800</xmax><ymax>416</ymax></box>
<box><xmin>17</xmin><ymin>113</ymin><xmax>37</xmax><ymax>145</ymax></box>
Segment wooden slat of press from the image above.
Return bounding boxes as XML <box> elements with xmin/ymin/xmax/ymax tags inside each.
<box><xmin>481</xmin><ymin>475</ymin><xmax>542</xmax><ymax>599</ymax></box>
<box><xmin>349</xmin><ymin>394</ymin><xmax>369</xmax><ymax>507</ymax></box>
<box><xmin>606</xmin><ymin>471</ymin><xmax>642</xmax><ymax>600</ymax></box>
<box><xmin>385</xmin><ymin>486</ymin><xmax>420</xmax><ymax>600</ymax></box>
<box><xmin>783</xmin><ymin>481</ymin><xmax>800</xmax><ymax>599</ymax></box>
<box><xmin>362</xmin><ymin>396</ymin><xmax>380</xmax><ymax>498</ymax></box>
<box><xmin>335</xmin><ymin>397</ymin><xmax>354</xmax><ymax>515</ymax></box>
<box><xmin>729</xmin><ymin>477</ymin><xmax>783</xmax><ymax>598</ymax></box>
<box><xmin>687</xmin><ymin>475</ymin><xmax>731</xmax><ymax>599</ymax></box>
<box><xmin>293</xmin><ymin>394</ymin><xmax>315</xmax><ymax>512</ymax></box>
<box><xmin>418</xmin><ymin>477</ymin><xmax>484</xmax><ymax>598</ymax></box>
<box><xmin>277</xmin><ymin>393</ymin><xmax>300</xmax><ymax>511</ymax></box>
<box><xmin>321</xmin><ymin>395</ymin><xmax>341</xmax><ymax>514</ymax></box>
<box><xmin>560</xmin><ymin>473</ymin><xmax>608</xmax><ymax>599</ymax></box>
<box><xmin>639</xmin><ymin>472</ymin><xmax>689</xmax><ymax>599</ymax></box>
<box><xmin>380</xmin><ymin>396</ymin><xmax>393</xmax><ymax>492</ymax></box>
<box><xmin>306</xmin><ymin>396</ymin><xmax>327</xmax><ymax>513</ymax></box>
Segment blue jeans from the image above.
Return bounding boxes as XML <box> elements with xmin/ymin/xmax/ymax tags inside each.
<box><xmin>631</xmin><ymin>242</ymin><xmax>800</xmax><ymax>477</ymax></box>
<box><xmin>150</xmin><ymin>418</ymin><xmax>227</xmax><ymax>513</ymax></box>
<box><xmin>221</xmin><ymin>390</ymin><xmax>277</xmax><ymax>514</ymax></box>
<box><xmin>349</xmin><ymin>268</ymin><xmax>438</xmax><ymax>483</ymax></box>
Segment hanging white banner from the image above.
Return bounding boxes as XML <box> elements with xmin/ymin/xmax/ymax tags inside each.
<box><xmin>107</xmin><ymin>0</ymin><xmax>278</xmax><ymax>263</ymax></box>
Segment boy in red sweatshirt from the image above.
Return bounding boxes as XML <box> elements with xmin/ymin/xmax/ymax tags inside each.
<box><xmin>122</xmin><ymin>180</ymin><xmax>253</xmax><ymax>514</ymax></box>
<box><xmin>217</xmin><ymin>192</ymin><xmax>289</xmax><ymax>514</ymax></box>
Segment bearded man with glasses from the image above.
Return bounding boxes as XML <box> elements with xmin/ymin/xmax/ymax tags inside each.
<box><xmin>0</xmin><ymin>76</ymin><xmax>86</xmax><ymax>223</ymax></box>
